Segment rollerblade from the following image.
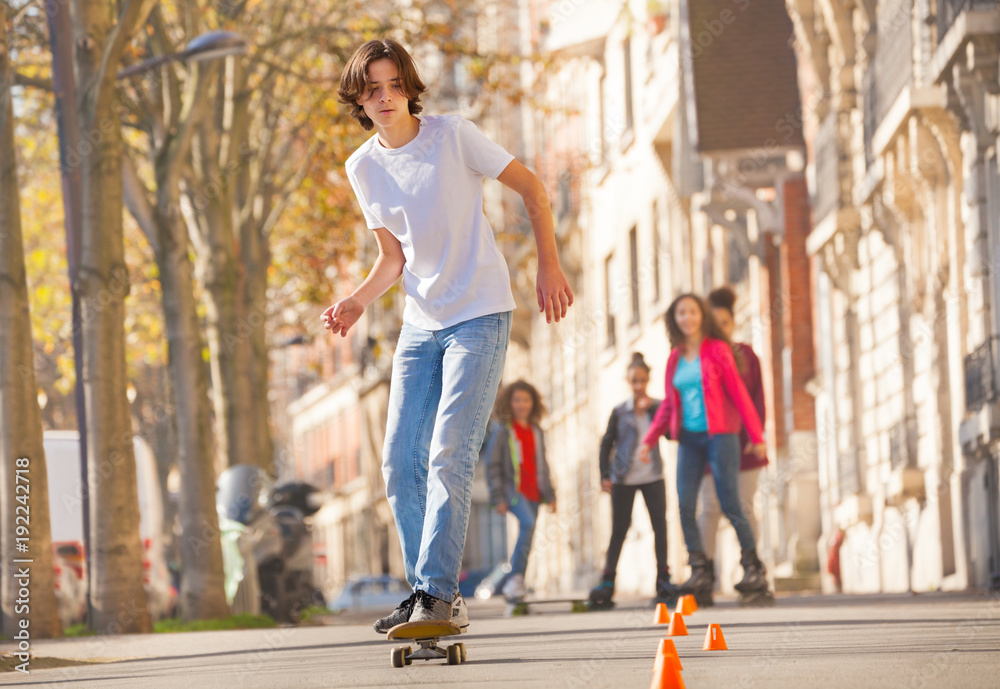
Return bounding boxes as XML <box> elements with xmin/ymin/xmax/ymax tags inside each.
<box><xmin>654</xmin><ymin>567</ymin><xmax>681</xmax><ymax>609</ymax></box>
<box><xmin>735</xmin><ymin>550</ymin><xmax>775</xmax><ymax>607</ymax></box>
<box><xmin>678</xmin><ymin>551</ymin><xmax>715</xmax><ymax>608</ymax></box>
<box><xmin>587</xmin><ymin>571</ymin><xmax>615</xmax><ymax>611</ymax></box>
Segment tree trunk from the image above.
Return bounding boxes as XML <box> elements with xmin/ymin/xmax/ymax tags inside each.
<box><xmin>72</xmin><ymin>0</ymin><xmax>153</xmax><ymax>634</ymax></box>
<box><xmin>123</xmin><ymin>50</ymin><xmax>231</xmax><ymax>620</ymax></box>
<box><xmin>189</xmin><ymin>62</ymin><xmax>257</xmax><ymax>475</ymax></box>
<box><xmin>154</xmin><ymin>208</ymin><xmax>230</xmax><ymax>620</ymax></box>
<box><xmin>199</xmin><ymin>200</ymin><xmax>256</xmax><ymax>474</ymax></box>
<box><xmin>0</xmin><ymin>1</ymin><xmax>62</xmax><ymax>639</ymax></box>
<box><xmin>242</xmin><ymin>216</ymin><xmax>275</xmax><ymax>477</ymax></box>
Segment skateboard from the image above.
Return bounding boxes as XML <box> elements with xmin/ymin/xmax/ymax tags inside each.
<box><xmin>386</xmin><ymin>620</ymin><xmax>466</xmax><ymax>667</ymax></box>
<box><xmin>738</xmin><ymin>589</ymin><xmax>775</xmax><ymax>607</ymax></box>
<box><xmin>505</xmin><ymin>597</ymin><xmax>589</xmax><ymax>616</ymax></box>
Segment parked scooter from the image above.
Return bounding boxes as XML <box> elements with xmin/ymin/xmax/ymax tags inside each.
<box><xmin>216</xmin><ymin>465</ymin><xmax>325</xmax><ymax>623</ymax></box>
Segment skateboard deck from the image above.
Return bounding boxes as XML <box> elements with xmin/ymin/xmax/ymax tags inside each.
<box><xmin>386</xmin><ymin>620</ymin><xmax>461</xmax><ymax>640</ymax></box>
<box><xmin>386</xmin><ymin>620</ymin><xmax>465</xmax><ymax>667</ymax></box>
<box><xmin>505</xmin><ymin>598</ymin><xmax>588</xmax><ymax>616</ymax></box>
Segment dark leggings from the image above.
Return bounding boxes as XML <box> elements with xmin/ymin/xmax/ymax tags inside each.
<box><xmin>603</xmin><ymin>478</ymin><xmax>668</xmax><ymax>575</ymax></box>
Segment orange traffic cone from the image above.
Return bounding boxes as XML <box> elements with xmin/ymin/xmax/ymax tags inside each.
<box><xmin>666</xmin><ymin>611</ymin><xmax>688</xmax><ymax>636</ymax></box>
<box><xmin>675</xmin><ymin>594</ymin><xmax>698</xmax><ymax>615</ymax></box>
<box><xmin>650</xmin><ymin>650</ymin><xmax>687</xmax><ymax>689</ymax></box>
<box><xmin>653</xmin><ymin>602</ymin><xmax>671</xmax><ymax>625</ymax></box>
<box><xmin>702</xmin><ymin>623</ymin><xmax>728</xmax><ymax>650</ymax></box>
<box><xmin>654</xmin><ymin>639</ymin><xmax>683</xmax><ymax>671</ymax></box>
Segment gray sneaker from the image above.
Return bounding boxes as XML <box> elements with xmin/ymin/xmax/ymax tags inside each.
<box><xmin>373</xmin><ymin>592</ymin><xmax>416</xmax><ymax>634</ymax></box>
<box><xmin>451</xmin><ymin>593</ymin><xmax>469</xmax><ymax>632</ymax></box>
<box><xmin>409</xmin><ymin>590</ymin><xmax>452</xmax><ymax>624</ymax></box>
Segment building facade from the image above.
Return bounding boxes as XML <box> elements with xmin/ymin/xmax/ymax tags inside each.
<box><xmin>785</xmin><ymin>0</ymin><xmax>1000</xmax><ymax>592</ymax></box>
<box><xmin>507</xmin><ymin>0</ymin><xmax>823</xmax><ymax>597</ymax></box>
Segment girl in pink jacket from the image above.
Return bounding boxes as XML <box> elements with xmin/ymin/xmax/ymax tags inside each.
<box><xmin>638</xmin><ymin>293</ymin><xmax>773</xmax><ymax>606</ymax></box>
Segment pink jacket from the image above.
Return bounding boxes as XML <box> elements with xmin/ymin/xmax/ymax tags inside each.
<box><xmin>643</xmin><ymin>337</ymin><xmax>764</xmax><ymax>446</ymax></box>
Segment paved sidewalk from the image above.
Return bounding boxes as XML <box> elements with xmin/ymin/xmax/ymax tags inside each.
<box><xmin>3</xmin><ymin>591</ymin><xmax>1000</xmax><ymax>688</ymax></box>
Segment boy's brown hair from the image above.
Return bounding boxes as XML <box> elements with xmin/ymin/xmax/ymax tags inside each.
<box><xmin>337</xmin><ymin>39</ymin><xmax>427</xmax><ymax>131</ymax></box>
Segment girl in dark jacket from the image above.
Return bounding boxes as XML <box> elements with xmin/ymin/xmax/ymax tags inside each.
<box><xmin>487</xmin><ymin>380</ymin><xmax>556</xmax><ymax>600</ymax></box>
<box><xmin>588</xmin><ymin>353</ymin><xmax>679</xmax><ymax>610</ymax></box>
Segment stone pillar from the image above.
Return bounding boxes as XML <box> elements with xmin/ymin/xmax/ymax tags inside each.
<box><xmin>779</xmin><ymin>176</ymin><xmax>822</xmax><ymax>576</ymax></box>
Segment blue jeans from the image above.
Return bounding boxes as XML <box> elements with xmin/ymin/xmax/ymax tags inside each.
<box><xmin>508</xmin><ymin>496</ymin><xmax>539</xmax><ymax>576</ymax></box>
<box><xmin>676</xmin><ymin>430</ymin><xmax>756</xmax><ymax>554</ymax></box>
<box><xmin>382</xmin><ymin>311</ymin><xmax>511</xmax><ymax>601</ymax></box>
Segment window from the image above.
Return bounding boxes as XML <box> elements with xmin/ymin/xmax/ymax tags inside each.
<box><xmin>629</xmin><ymin>226</ymin><xmax>640</xmax><ymax>325</ymax></box>
<box><xmin>605</xmin><ymin>254</ymin><xmax>617</xmax><ymax>348</ymax></box>
<box><xmin>623</xmin><ymin>37</ymin><xmax>634</xmax><ymax>132</ymax></box>
<box><xmin>598</xmin><ymin>75</ymin><xmax>607</xmax><ymax>164</ymax></box>
<box><xmin>558</xmin><ymin>171</ymin><xmax>572</xmax><ymax>221</ymax></box>
<box><xmin>727</xmin><ymin>234</ymin><xmax>748</xmax><ymax>285</ymax></box>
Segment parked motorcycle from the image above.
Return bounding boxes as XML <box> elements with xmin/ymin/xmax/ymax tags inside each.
<box><xmin>216</xmin><ymin>465</ymin><xmax>325</xmax><ymax>623</ymax></box>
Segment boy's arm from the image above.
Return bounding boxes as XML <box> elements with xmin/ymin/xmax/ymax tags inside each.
<box><xmin>321</xmin><ymin>227</ymin><xmax>404</xmax><ymax>337</ymax></box>
<box><xmin>495</xmin><ymin>160</ymin><xmax>574</xmax><ymax>324</ymax></box>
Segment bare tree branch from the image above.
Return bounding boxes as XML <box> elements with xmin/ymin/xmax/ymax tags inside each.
<box><xmin>161</xmin><ymin>60</ymin><xmax>219</xmax><ymax>201</ymax></box>
<box><xmin>260</xmin><ymin>139</ymin><xmax>321</xmax><ymax>239</ymax></box>
<box><xmin>252</xmin><ymin>23</ymin><xmax>365</xmax><ymax>54</ymax></box>
<box><xmin>8</xmin><ymin>0</ymin><xmax>41</xmax><ymax>23</ymax></box>
<box><xmin>13</xmin><ymin>72</ymin><xmax>52</xmax><ymax>90</ymax></box>
<box><xmin>122</xmin><ymin>151</ymin><xmax>160</xmax><ymax>255</ymax></box>
<box><xmin>96</xmin><ymin>0</ymin><xmax>159</xmax><ymax>95</ymax></box>
<box><xmin>246</xmin><ymin>57</ymin><xmax>334</xmax><ymax>86</ymax></box>
<box><xmin>147</xmin><ymin>5</ymin><xmax>182</xmax><ymax>133</ymax></box>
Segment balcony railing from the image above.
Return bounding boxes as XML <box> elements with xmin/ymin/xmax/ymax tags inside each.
<box><xmin>813</xmin><ymin>112</ymin><xmax>840</xmax><ymax>222</ymax></box>
<box><xmin>876</xmin><ymin>0</ymin><xmax>914</xmax><ymax>121</ymax></box>
<box><xmin>937</xmin><ymin>0</ymin><xmax>1000</xmax><ymax>43</ymax></box>
<box><xmin>864</xmin><ymin>0</ymin><xmax>914</xmax><ymax>164</ymax></box>
<box><xmin>838</xmin><ymin>449</ymin><xmax>861</xmax><ymax>498</ymax></box>
<box><xmin>966</xmin><ymin>335</ymin><xmax>999</xmax><ymax>412</ymax></box>
<box><xmin>863</xmin><ymin>66</ymin><xmax>876</xmax><ymax>166</ymax></box>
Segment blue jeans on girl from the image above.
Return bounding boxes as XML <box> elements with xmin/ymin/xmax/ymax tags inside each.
<box><xmin>676</xmin><ymin>429</ymin><xmax>756</xmax><ymax>554</ymax></box>
<box><xmin>508</xmin><ymin>496</ymin><xmax>540</xmax><ymax>576</ymax></box>
<box><xmin>382</xmin><ymin>311</ymin><xmax>512</xmax><ymax>601</ymax></box>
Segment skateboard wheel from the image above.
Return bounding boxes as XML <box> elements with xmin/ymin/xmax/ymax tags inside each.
<box><xmin>447</xmin><ymin>643</ymin><xmax>462</xmax><ymax>665</ymax></box>
<box><xmin>458</xmin><ymin>643</ymin><xmax>467</xmax><ymax>662</ymax></box>
<box><xmin>391</xmin><ymin>647</ymin><xmax>406</xmax><ymax>668</ymax></box>
<box><xmin>403</xmin><ymin>645</ymin><xmax>413</xmax><ymax>665</ymax></box>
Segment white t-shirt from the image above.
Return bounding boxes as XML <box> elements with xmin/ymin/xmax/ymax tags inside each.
<box><xmin>345</xmin><ymin>114</ymin><xmax>517</xmax><ymax>330</ymax></box>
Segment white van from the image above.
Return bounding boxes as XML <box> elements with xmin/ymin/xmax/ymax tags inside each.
<box><xmin>44</xmin><ymin>431</ymin><xmax>176</xmax><ymax>624</ymax></box>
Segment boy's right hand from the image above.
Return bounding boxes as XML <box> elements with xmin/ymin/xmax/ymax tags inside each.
<box><xmin>495</xmin><ymin>503</ymin><xmax>508</xmax><ymax>515</ymax></box>
<box><xmin>321</xmin><ymin>295</ymin><xmax>364</xmax><ymax>337</ymax></box>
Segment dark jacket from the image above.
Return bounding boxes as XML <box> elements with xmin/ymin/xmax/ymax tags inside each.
<box><xmin>487</xmin><ymin>422</ymin><xmax>556</xmax><ymax>507</ymax></box>
<box><xmin>599</xmin><ymin>398</ymin><xmax>664</xmax><ymax>484</ymax></box>
<box><xmin>732</xmin><ymin>342</ymin><xmax>768</xmax><ymax>471</ymax></box>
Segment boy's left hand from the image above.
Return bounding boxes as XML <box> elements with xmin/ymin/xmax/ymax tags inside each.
<box><xmin>536</xmin><ymin>263</ymin><xmax>574</xmax><ymax>324</ymax></box>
